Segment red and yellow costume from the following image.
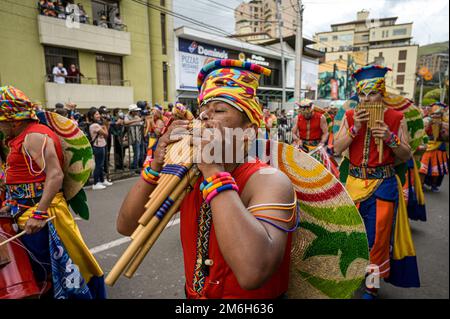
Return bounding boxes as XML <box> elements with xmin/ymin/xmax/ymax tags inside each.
<box><xmin>419</xmin><ymin>103</ymin><xmax>449</xmax><ymax>189</ymax></box>
<box><xmin>180</xmin><ymin>160</ymin><xmax>291</xmax><ymax>299</ymax></box>
<box><xmin>342</xmin><ymin>66</ymin><xmax>419</xmax><ymax>292</ymax></box>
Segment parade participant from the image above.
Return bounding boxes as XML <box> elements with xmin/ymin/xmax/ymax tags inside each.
<box><xmin>172</xmin><ymin>102</ymin><xmax>194</xmax><ymax>121</ymax></box>
<box><xmin>117</xmin><ymin>59</ymin><xmax>297</xmax><ymax>299</ymax></box>
<box><xmin>334</xmin><ymin>65</ymin><xmax>420</xmax><ymax>299</ymax></box>
<box><xmin>144</xmin><ymin>104</ymin><xmax>169</xmax><ymax>161</ymax></box>
<box><xmin>419</xmin><ymin>102</ymin><xmax>449</xmax><ymax>192</ymax></box>
<box><xmin>292</xmin><ymin>99</ymin><xmax>329</xmax><ymax>152</ymax></box>
<box><xmin>327</xmin><ymin>102</ymin><xmax>339</xmax><ymax>154</ymax></box>
<box><xmin>292</xmin><ymin>99</ymin><xmax>338</xmax><ymax>177</ymax></box>
<box><xmin>0</xmin><ymin>86</ymin><xmax>105</xmax><ymax>299</ymax></box>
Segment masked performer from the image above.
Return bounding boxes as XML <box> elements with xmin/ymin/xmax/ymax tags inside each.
<box><xmin>334</xmin><ymin>65</ymin><xmax>420</xmax><ymax>299</ymax></box>
<box><xmin>419</xmin><ymin>102</ymin><xmax>449</xmax><ymax>192</ymax></box>
<box><xmin>0</xmin><ymin>86</ymin><xmax>105</xmax><ymax>299</ymax></box>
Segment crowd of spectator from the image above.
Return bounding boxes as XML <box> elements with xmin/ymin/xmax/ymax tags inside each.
<box><xmin>38</xmin><ymin>0</ymin><xmax>126</xmax><ymax>31</ymax></box>
<box><xmin>53</xmin><ymin>101</ymin><xmax>176</xmax><ymax>190</ymax></box>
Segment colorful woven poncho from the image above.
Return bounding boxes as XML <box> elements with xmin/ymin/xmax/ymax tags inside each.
<box><xmin>0</xmin><ymin>86</ymin><xmax>39</xmax><ymax>122</ymax></box>
<box><xmin>197</xmin><ymin>59</ymin><xmax>271</xmax><ymax>127</ymax></box>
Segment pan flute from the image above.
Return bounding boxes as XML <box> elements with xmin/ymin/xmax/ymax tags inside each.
<box><xmin>105</xmin><ymin>121</ymin><xmax>202</xmax><ymax>286</ymax></box>
<box><xmin>432</xmin><ymin>120</ymin><xmax>441</xmax><ymax>141</ymax></box>
<box><xmin>356</xmin><ymin>102</ymin><xmax>385</xmax><ymax>163</ymax></box>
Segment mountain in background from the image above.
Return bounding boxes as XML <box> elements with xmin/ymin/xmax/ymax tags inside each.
<box><xmin>419</xmin><ymin>41</ymin><xmax>449</xmax><ymax>56</ymax></box>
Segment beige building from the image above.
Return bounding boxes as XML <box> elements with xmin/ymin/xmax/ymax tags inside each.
<box><xmin>313</xmin><ymin>10</ymin><xmax>419</xmax><ymax>99</ymax></box>
<box><xmin>234</xmin><ymin>0</ymin><xmax>296</xmax><ymax>44</ymax></box>
<box><xmin>418</xmin><ymin>53</ymin><xmax>449</xmax><ymax>78</ymax></box>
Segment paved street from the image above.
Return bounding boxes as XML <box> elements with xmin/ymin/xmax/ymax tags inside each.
<box><xmin>77</xmin><ymin>176</ymin><xmax>449</xmax><ymax>299</ymax></box>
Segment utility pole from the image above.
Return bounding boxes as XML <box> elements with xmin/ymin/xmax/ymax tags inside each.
<box><xmin>276</xmin><ymin>0</ymin><xmax>286</xmax><ymax>111</ymax></box>
<box><xmin>294</xmin><ymin>0</ymin><xmax>303</xmax><ymax>103</ymax></box>
<box><xmin>419</xmin><ymin>76</ymin><xmax>424</xmax><ymax>107</ymax></box>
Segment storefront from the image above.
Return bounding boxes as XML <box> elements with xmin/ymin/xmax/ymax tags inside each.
<box><xmin>174</xmin><ymin>26</ymin><xmax>294</xmax><ymax>111</ymax></box>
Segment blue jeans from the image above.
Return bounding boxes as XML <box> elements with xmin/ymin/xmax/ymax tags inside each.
<box><xmin>131</xmin><ymin>142</ymin><xmax>144</xmax><ymax>169</ymax></box>
<box><xmin>93</xmin><ymin>146</ymin><xmax>106</xmax><ymax>184</ymax></box>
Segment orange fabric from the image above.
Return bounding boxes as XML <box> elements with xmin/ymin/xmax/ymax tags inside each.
<box><xmin>5</xmin><ymin>123</ymin><xmax>64</xmax><ymax>184</ymax></box>
<box><xmin>346</xmin><ymin>109</ymin><xmax>403</xmax><ymax>167</ymax></box>
<box><xmin>420</xmin><ymin>149</ymin><xmax>448</xmax><ymax>176</ymax></box>
<box><xmin>371</xmin><ymin>199</ymin><xmax>395</xmax><ymax>278</ymax></box>
<box><xmin>180</xmin><ymin>160</ymin><xmax>292</xmax><ymax>299</ymax></box>
<box><xmin>297</xmin><ymin>111</ymin><xmax>323</xmax><ymax>141</ymax></box>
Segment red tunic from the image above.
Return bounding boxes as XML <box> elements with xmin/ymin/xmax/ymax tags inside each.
<box><xmin>346</xmin><ymin>109</ymin><xmax>403</xmax><ymax>167</ymax></box>
<box><xmin>5</xmin><ymin>122</ymin><xmax>64</xmax><ymax>185</ymax></box>
<box><xmin>180</xmin><ymin>160</ymin><xmax>292</xmax><ymax>299</ymax></box>
<box><xmin>297</xmin><ymin>112</ymin><xmax>323</xmax><ymax>141</ymax></box>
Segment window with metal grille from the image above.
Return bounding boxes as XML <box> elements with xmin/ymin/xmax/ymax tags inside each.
<box><xmin>96</xmin><ymin>54</ymin><xmax>123</xmax><ymax>86</ymax></box>
<box><xmin>398</xmin><ymin>62</ymin><xmax>406</xmax><ymax>73</ymax></box>
<box><xmin>44</xmin><ymin>46</ymin><xmax>79</xmax><ymax>80</ymax></box>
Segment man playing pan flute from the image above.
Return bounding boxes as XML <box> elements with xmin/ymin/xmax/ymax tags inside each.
<box><xmin>334</xmin><ymin>65</ymin><xmax>420</xmax><ymax>299</ymax></box>
<box><xmin>117</xmin><ymin>59</ymin><xmax>298</xmax><ymax>299</ymax></box>
<box><xmin>419</xmin><ymin>103</ymin><xmax>449</xmax><ymax>192</ymax></box>
<box><xmin>0</xmin><ymin>86</ymin><xmax>105</xmax><ymax>299</ymax></box>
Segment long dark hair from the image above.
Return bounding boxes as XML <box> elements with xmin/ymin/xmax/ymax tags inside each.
<box><xmin>87</xmin><ymin>107</ymin><xmax>99</xmax><ymax>123</ymax></box>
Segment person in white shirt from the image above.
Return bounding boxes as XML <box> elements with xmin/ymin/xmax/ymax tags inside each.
<box><xmin>52</xmin><ymin>63</ymin><xmax>67</xmax><ymax>84</ymax></box>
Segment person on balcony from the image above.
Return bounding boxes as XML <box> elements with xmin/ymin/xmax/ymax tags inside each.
<box><xmin>113</xmin><ymin>13</ymin><xmax>126</xmax><ymax>31</ymax></box>
<box><xmin>98</xmin><ymin>15</ymin><xmax>109</xmax><ymax>28</ymax></box>
<box><xmin>52</xmin><ymin>63</ymin><xmax>67</xmax><ymax>84</ymax></box>
<box><xmin>67</xmin><ymin>64</ymin><xmax>84</xmax><ymax>84</ymax></box>
<box><xmin>38</xmin><ymin>0</ymin><xmax>57</xmax><ymax>17</ymax></box>
<box><xmin>54</xmin><ymin>0</ymin><xmax>66</xmax><ymax>19</ymax></box>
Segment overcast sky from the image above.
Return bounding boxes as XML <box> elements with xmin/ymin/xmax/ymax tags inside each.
<box><xmin>173</xmin><ymin>0</ymin><xmax>449</xmax><ymax>46</ymax></box>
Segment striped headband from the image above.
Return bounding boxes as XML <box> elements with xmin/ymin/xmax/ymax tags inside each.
<box><xmin>197</xmin><ymin>59</ymin><xmax>271</xmax><ymax>127</ymax></box>
<box><xmin>0</xmin><ymin>86</ymin><xmax>38</xmax><ymax>122</ymax></box>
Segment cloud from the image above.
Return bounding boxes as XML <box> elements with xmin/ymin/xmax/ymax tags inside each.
<box><xmin>173</xmin><ymin>0</ymin><xmax>449</xmax><ymax>45</ymax></box>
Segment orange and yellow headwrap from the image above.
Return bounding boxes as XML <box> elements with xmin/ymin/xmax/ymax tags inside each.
<box><xmin>197</xmin><ymin>59</ymin><xmax>271</xmax><ymax>127</ymax></box>
<box><xmin>0</xmin><ymin>86</ymin><xmax>38</xmax><ymax>122</ymax></box>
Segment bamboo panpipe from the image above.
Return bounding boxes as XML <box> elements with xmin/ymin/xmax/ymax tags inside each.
<box><xmin>432</xmin><ymin>121</ymin><xmax>441</xmax><ymax>141</ymax></box>
<box><xmin>124</xmin><ymin>171</ymin><xmax>199</xmax><ymax>278</ymax></box>
<box><xmin>357</xmin><ymin>102</ymin><xmax>385</xmax><ymax>163</ymax></box>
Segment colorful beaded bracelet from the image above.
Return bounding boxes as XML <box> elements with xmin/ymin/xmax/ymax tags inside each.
<box><xmin>347</xmin><ymin>125</ymin><xmax>357</xmax><ymax>139</ymax></box>
<box><xmin>205</xmin><ymin>184</ymin><xmax>239</xmax><ymax>205</ymax></box>
<box><xmin>385</xmin><ymin>132</ymin><xmax>400</xmax><ymax>149</ymax></box>
<box><xmin>141</xmin><ymin>159</ymin><xmax>160</xmax><ymax>185</ymax></box>
<box><xmin>201</xmin><ymin>172</ymin><xmax>239</xmax><ymax>204</ymax></box>
<box><xmin>31</xmin><ymin>210</ymin><xmax>49</xmax><ymax>220</ymax></box>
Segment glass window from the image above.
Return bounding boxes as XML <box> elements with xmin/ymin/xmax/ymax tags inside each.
<box><xmin>163</xmin><ymin>62</ymin><xmax>168</xmax><ymax>102</ymax></box>
<box><xmin>393</xmin><ymin>28</ymin><xmax>407</xmax><ymax>36</ymax></box>
<box><xmin>161</xmin><ymin>13</ymin><xmax>167</xmax><ymax>55</ymax></box>
<box><xmin>396</xmin><ymin>75</ymin><xmax>405</xmax><ymax>85</ymax></box>
<box><xmin>399</xmin><ymin>50</ymin><xmax>407</xmax><ymax>60</ymax></box>
<box><xmin>398</xmin><ymin>62</ymin><xmax>406</xmax><ymax>73</ymax></box>
<box><xmin>160</xmin><ymin>0</ymin><xmax>165</xmax><ymax>6</ymax></box>
<box><xmin>92</xmin><ymin>0</ymin><xmax>120</xmax><ymax>27</ymax></box>
<box><xmin>319</xmin><ymin>37</ymin><xmax>328</xmax><ymax>42</ymax></box>
<box><xmin>44</xmin><ymin>46</ymin><xmax>79</xmax><ymax>82</ymax></box>
<box><xmin>96</xmin><ymin>54</ymin><xmax>123</xmax><ymax>86</ymax></box>
<box><xmin>332</xmin><ymin>35</ymin><xmax>338</xmax><ymax>41</ymax></box>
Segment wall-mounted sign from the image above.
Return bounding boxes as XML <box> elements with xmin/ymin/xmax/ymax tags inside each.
<box><xmin>246</xmin><ymin>54</ymin><xmax>270</xmax><ymax>67</ymax></box>
<box><xmin>179</xmin><ymin>38</ymin><xmax>229</xmax><ymax>59</ymax></box>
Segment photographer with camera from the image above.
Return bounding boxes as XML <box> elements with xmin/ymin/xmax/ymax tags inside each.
<box><xmin>125</xmin><ymin>104</ymin><xmax>145</xmax><ymax>173</ymax></box>
<box><xmin>111</xmin><ymin>108</ymin><xmax>126</xmax><ymax>170</ymax></box>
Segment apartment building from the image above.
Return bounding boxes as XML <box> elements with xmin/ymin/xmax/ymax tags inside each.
<box><xmin>313</xmin><ymin>10</ymin><xmax>418</xmax><ymax>99</ymax></box>
<box><xmin>234</xmin><ymin>0</ymin><xmax>296</xmax><ymax>44</ymax></box>
<box><xmin>418</xmin><ymin>52</ymin><xmax>449</xmax><ymax>78</ymax></box>
<box><xmin>0</xmin><ymin>0</ymin><xmax>175</xmax><ymax>109</ymax></box>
